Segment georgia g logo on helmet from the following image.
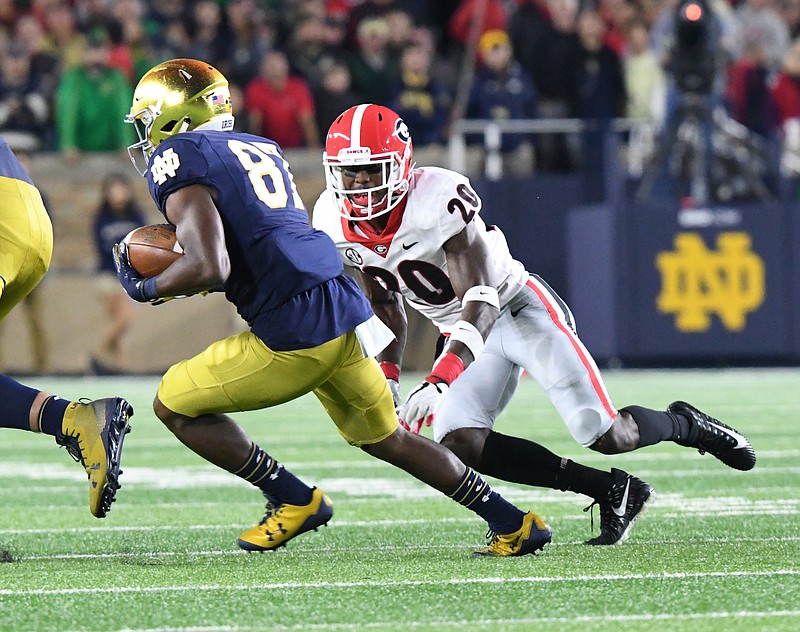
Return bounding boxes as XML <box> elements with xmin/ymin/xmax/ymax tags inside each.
<box><xmin>395</xmin><ymin>119</ymin><xmax>411</xmax><ymax>146</ymax></box>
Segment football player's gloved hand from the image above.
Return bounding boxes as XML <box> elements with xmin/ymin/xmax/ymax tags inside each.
<box><xmin>397</xmin><ymin>380</ymin><xmax>448</xmax><ymax>434</ymax></box>
<box><xmin>113</xmin><ymin>242</ymin><xmax>160</xmax><ymax>303</ymax></box>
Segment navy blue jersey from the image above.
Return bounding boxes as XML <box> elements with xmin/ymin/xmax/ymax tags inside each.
<box><xmin>146</xmin><ymin>130</ymin><xmax>373</xmax><ymax>350</ymax></box>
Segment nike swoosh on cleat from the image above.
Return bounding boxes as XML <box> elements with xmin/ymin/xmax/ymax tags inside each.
<box><xmin>612</xmin><ymin>479</ymin><xmax>630</xmax><ymax>517</ymax></box>
<box><xmin>716</xmin><ymin>424</ymin><xmax>750</xmax><ymax>449</ymax></box>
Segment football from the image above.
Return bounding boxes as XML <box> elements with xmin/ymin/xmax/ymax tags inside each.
<box><xmin>122</xmin><ymin>224</ymin><xmax>183</xmax><ymax>277</ymax></box>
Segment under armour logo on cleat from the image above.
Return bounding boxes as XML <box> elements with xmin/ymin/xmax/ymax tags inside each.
<box><xmin>266</xmin><ymin>523</ymin><xmax>288</xmax><ymax>541</ymax></box>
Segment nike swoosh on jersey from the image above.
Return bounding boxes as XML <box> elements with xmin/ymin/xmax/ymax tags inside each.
<box><xmin>402</xmin><ymin>242</ymin><xmax>418</xmax><ymax>250</ymax></box>
<box><xmin>510</xmin><ymin>304</ymin><xmax>528</xmax><ymax>317</ymax></box>
<box><xmin>612</xmin><ymin>478</ymin><xmax>630</xmax><ymax>517</ymax></box>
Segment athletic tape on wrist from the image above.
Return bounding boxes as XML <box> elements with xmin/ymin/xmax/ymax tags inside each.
<box><xmin>462</xmin><ymin>285</ymin><xmax>500</xmax><ymax>310</ymax></box>
<box><xmin>448</xmin><ymin>320</ymin><xmax>485</xmax><ymax>360</ymax></box>
<box><xmin>379</xmin><ymin>361</ymin><xmax>401</xmax><ymax>382</ymax></box>
<box><xmin>427</xmin><ymin>351</ymin><xmax>465</xmax><ymax>385</ymax></box>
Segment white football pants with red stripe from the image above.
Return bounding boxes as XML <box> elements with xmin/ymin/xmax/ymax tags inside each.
<box><xmin>433</xmin><ymin>275</ymin><xmax>618</xmax><ymax>447</ymax></box>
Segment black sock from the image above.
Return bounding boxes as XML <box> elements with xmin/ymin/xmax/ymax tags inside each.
<box><xmin>448</xmin><ymin>466</ymin><xmax>524</xmax><ymax>535</ymax></box>
<box><xmin>39</xmin><ymin>395</ymin><xmax>70</xmax><ymax>438</ymax></box>
<box><xmin>232</xmin><ymin>443</ymin><xmax>313</xmax><ymax>506</ymax></box>
<box><xmin>622</xmin><ymin>405</ymin><xmax>692</xmax><ymax>447</ymax></box>
<box><xmin>479</xmin><ymin>431</ymin><xmax>612</xmax><ymax>500</ymax></box>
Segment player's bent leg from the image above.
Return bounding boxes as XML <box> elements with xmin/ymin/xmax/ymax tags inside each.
<box><xmin>237</xmin><ymin>487</ymin><xmax>334</xmax><ymax>552</ymax></box>
<box><xmin>583</xmin><ymin>468</ymin><xmax>655</xmax><ymax>546</ymax></box>
<box><xmin>154</xmin><ymin>398</ymin><xmax>254</xmax><ymax>469</ymax></box>
<box><xmin>59</xmin><ymin>398</ymin><xmax>133</xmax><ymax>518</ymax></box>
<box><xmin>154</xmin><ymin>397</ymin><xmax>333</xmax><ymax>552</ymax></box>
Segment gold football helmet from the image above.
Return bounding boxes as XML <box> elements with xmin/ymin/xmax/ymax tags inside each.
<box><xmin>125</xmin><ymin>58</ymin><xmax>235</xmax><ymax>175</ymax></box>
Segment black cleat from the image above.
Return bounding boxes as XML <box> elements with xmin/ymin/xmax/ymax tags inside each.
<box><xmin>668</xmin><ymin>401</ymin><xmax>756</xmax><ymax>471</ymax></box>
<box><xmin>584</xmin><ymin>468</ymin><xmax>654</xmax><ymax>546</ymax></box>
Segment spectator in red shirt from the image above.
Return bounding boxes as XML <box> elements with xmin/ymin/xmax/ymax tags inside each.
<box><xmin>244</xmin><ymin>49</ymin><xmax>321</xmax><ymax>148</ymax></box>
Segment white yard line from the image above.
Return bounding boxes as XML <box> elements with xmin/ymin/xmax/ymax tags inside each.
<box><xmin>8</xmin><ymin>535</ymin><xmax>800</xmax><ymax>562</ymax></box>
<box><xmin>2</xmin><ymin>570</ymin><xmax>799</xmax><ymax>597</ymax></box>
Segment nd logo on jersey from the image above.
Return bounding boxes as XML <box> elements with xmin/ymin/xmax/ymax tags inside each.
<box><xmin>151</xmin><ymin>147</ymin><xmax>181</xmax><ymax>184</ymax></box>
<box><xmin>656</xmin><ymin>232</ymin><xmax>765</xmax><ymax>332</ymax></box>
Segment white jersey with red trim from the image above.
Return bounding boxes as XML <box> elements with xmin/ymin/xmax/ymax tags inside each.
<box><xmin>314</xmin><ymin>164</ymin><xmax>618</xmax><ymax>448</ymax></box>
<box><xmin>312</xmin><ymin>166</ymin><xmax>528</xmax><ymax>333</ymax></box>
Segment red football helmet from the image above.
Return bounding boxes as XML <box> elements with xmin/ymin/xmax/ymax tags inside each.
<box><xmin>323</xmin><ymin>104</ymin><xmax>414</xmax><ymax>221</ymax></box>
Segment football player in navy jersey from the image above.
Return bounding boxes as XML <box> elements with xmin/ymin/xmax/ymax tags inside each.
<box><xmin>114</xmin><ymin>58</ymin><xmax>551</xmax><ymax>556</ymax></box>
<box><xmin>0</xmin><ymin>136</ymin><xmax>132</xmax><ymax>518</ymax></box>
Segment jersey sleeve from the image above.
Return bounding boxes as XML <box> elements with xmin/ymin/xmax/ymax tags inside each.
<box><xmin>147</xmin><ymin>136</ymin><xmax>211</xmax><ymax>214</ymax></box>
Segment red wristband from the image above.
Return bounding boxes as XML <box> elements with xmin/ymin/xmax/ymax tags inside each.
<box><xmin>379</xmin><ymin>361</ymin><xmax>401</xmax><ymax>382</ymax></box>
<box><xmin>426</xmin><ymin>351</ymin><xmax>465</xmax><ymax>385</ymax></box>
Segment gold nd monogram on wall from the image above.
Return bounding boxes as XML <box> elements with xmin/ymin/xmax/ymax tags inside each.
<box><xmin>656</xmin><ymin>232</ymin><xmax>765</xmax><ymax>332</ymax></box>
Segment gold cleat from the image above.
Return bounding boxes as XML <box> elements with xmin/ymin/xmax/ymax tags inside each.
<box><xmin>475</xmin><ymin>511</ymin><xmax>552</xmax><ymax>557</ymax></box>
<box><xmin>58</xmin><ymin>398</ymin><xmax>133</xmax><ymax>518</ymax></box>
<box><xmin>238</xmin><ymin>487</ymin><xmax>333</xmax><ymax>551</ymax></box>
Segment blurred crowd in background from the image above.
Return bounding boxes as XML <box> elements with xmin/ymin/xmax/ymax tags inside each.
<box><xmin>2</xmin><ymin>0</ymin><xmax>800</xmax><ymax>170</ymax></box>
<box><xmin>3</xmin><ymin>0</ymin><xmax>800</xmax><ymax>375</ymax></box>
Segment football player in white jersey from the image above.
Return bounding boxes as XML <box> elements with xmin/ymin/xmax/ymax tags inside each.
<box><xmin>313</xmin><ymin>104</ymin><xmax>756</xmax><ymax>545</ymax></box>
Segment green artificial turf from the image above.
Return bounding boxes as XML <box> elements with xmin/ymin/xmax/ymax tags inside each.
<box><xmin>0</xmin><ymin>369</ymin><xmax>797</xmax><ymax>631</ymax></box>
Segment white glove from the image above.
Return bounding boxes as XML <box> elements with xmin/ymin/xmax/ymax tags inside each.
<box><xmin>397</xmin><ymin>380</ymin><xmax>449</xmax><ymax>434</ymax></box>
<box><xmin>387</xmin><ymin>378</ymin><xmax>402</xmax><ymax>409</ymax></box>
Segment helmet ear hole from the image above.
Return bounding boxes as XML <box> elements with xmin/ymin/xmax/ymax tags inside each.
<box><xmin>160</xmin><ymin>119</ymin><xmax>179</xmax><ymax>133</ymax></box>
